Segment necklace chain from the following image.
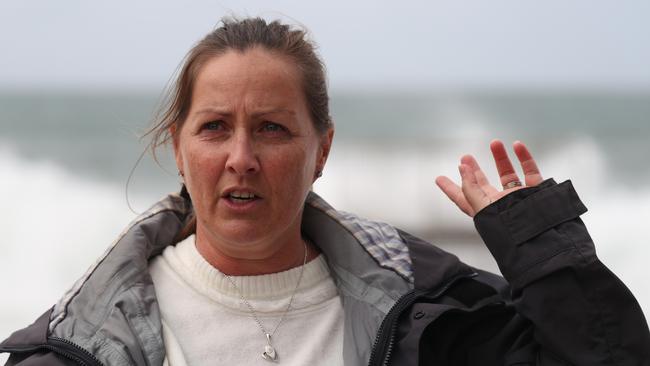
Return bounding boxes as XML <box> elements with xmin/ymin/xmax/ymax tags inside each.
<box><xmin>223</xmin><ymin>240</ymin><xmax>308</xmax><ymax>361</ymax></box>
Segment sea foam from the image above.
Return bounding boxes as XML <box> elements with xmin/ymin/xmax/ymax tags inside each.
<box><xmin>0</xmin><ymin>146</ymin><xmax>139</xmax><ymax>339</ymax></box>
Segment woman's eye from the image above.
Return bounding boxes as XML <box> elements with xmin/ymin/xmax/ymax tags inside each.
<box><xmin>261</xmin><ymin>122</ymin><xmax>287</xmax><ymax>134</ymax></box>
<box><xmin>203</xmin><ymin>121</ymin><xmax>224</xmax><ymax>131</ymax></box>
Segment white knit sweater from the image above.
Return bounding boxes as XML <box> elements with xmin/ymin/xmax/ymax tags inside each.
<box><xmin>149</xmin><ymin>235</ymin><xmax>344</xmax><ymax>366</ymax></box>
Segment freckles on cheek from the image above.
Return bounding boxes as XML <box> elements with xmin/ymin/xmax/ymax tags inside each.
<box><xmin>185</xmin><ymin>149</ymin><xmax>213</xmax><ymax>198</ymax></box>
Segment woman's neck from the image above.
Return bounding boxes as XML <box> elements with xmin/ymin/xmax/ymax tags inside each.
<box><xmin>194</xmin><ymin>228</ymin><xmax>319</xmax><ymax>276</ymax></box>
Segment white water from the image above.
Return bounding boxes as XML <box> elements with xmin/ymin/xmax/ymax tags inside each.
<box><xmin>0</xmin><ymin>147</ymin><xmax>139</xmax><ymax>342</ymax></box>
<box><xmin>1</xmin><ymin>137</ymin><xmax>648</xmax><ymax>351</ymax></box>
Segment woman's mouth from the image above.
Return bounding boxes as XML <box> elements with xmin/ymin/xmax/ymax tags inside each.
<box><xmin>222</xmin><ymin>189</ymin><xmax>262</xmax><ymax>212</ymax></box>
<box><xmin>228</xmin><ymin>191</ymin><xmax>259</xmax><ymax>202</ymax></box>
<box><xmin>222</xmin><ymin>189</ymin><xmax>263</xmax><ymax>209</ymax></box>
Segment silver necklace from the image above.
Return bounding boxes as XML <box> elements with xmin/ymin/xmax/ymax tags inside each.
<box><xmin>223</xmin><ymin>240</ymin><xmax>308</xmax><ymax>363</ymax></box>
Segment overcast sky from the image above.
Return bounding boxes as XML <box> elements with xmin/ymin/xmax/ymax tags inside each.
<box><xmin>1</xmin><ymin>0</ymin><xmax>649</xmax><ymax>91</ymax></box>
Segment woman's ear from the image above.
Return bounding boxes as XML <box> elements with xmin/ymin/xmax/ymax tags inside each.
<box><xmin>315</xmin><ymin>126</ymin><xmax>334</xmax><ymax>178</ymax></box>
<box><xmin>170</xmin><ymin>124</ymin><xmax>184</xmax><ymax>174</ymax></box>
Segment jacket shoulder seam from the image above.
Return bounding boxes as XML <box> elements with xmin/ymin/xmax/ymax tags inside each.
<box><xmin>306</xmin><ymin>192</ymin><xmax>413</xmax><ymax>282</ymax></box>
<box><xmin>50</xmin><ymin>197</ymin><xmax>187</xmax><ymax>333</ymax></box>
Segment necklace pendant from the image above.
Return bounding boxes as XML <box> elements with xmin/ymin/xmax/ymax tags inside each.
<box><xmin>262</xmin><ymin>344</ymin><xmax>277</xmax><ymax>362</ymax></box>
<box><xmin>261</xmin><ymin>333</ymin><xmax>278</xmax><ymax>362</ymax></box>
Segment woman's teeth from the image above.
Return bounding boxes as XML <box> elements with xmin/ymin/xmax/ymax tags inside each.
<box><xmin>229</xmin><ymin>191</ymin><xmax>256</xmax><ymax>201</ymax></box>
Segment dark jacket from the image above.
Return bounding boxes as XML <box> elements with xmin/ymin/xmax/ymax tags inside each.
<box><xmin>2</xmin><ymin>178</ymin><xmax>649</xmax><ymax>365</ymax></box>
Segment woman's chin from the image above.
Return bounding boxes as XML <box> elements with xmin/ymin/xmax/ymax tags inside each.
<box><xmin>199</xmin><ymin>222</ymin><xmax>278</xmax><ymax>251</ymax></box>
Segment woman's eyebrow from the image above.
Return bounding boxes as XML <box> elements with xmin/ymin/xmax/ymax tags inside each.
<box><xmin>193</xmin><ymin>107</ymin><xmax>231</xmax><ymax>117</ymax></box>
<box><xmin>192</xmin><ymin>107</ymin><xmax>296</xmax><ymax>117</ymax></box>
<box><xmin>252</xmin><ymin>108</ymin><xmax>296</xmax><ymax>117</ymax></box>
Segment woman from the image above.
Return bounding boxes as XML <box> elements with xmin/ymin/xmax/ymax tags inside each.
<box><xmin>1</xmin><ymin>17</ymin><xmax>648</xmax><ymax>366</ymax></box>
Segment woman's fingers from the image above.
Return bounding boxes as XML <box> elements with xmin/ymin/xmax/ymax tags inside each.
<box><xmin>437</xmin><ymin>140</ymin><xmax>543</xmax><ymax>217</ymax></box>
<box><xmin>460</xmin><ymin>155</ymin><xmax>499</xmax><ymax>197</ymax></box>
<box><xmin>513</xmin><ymin>141</ymin><xmax>544</xmax><ymax>186</ymax></box>
<box><xmin>490</xmin><ymin>139</ymin><xmax>522</xmax><ymax>188</ymax></box>
<box><xmin>459</xmin><ymin>164</ymin><xmax>491</xmax><ymax>215</ymax></box>
<box><xmin>435</xmin><ymin>175</ymin><xmax>475</xmax><ymax>216</ymax></box>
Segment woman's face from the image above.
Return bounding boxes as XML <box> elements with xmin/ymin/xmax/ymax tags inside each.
<box><xmin>173</xmin><ymin>48</ymin><xmax>332</xmax><ymax>256</ymax></box>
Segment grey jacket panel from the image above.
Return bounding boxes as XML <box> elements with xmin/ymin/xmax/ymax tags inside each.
<box><xmin>49</xmin><ymin>193</ymin><xmax>191</xmax><ymax>366</ymax></box>
<box><xmin>1</xmin><ymin>310</ymin><xmax>51</xmax><ymax>349</ymax></box>
<box><xmin>1</xmin><ymin>309</ymin><xmax>71</xmax><ymax>365</ymax></box>
<box><xmin>302</xmin><ymin>201</ymin><xmax>414</xmax><ymax>364</ymax></box>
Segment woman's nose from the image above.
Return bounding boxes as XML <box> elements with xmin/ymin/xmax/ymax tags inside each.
<box><xmin>225</xmin><ymin>133</ymin><xmax>260</xmax><ymax>175</ymax></box>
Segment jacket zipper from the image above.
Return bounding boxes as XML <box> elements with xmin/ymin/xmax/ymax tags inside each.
<box><xmin>0</xmin><ymin>337</ymin><xmax>104</xmax><ymax>366</ymax></box>
<box><xmin>367</xmin><ymin>271</ymin><xmax>478</xmax><ymax>366</ymax></box>
<box><xmin>48</xmin><ymin>337</ymin><xmax>104</xmax><ymax>366</ymax></box>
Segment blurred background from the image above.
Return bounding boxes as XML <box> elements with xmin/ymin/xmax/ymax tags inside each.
<box><xmin>1</xmin><ymin>0</ymin><xmax>649</xmax><ymax>352</ymax></box>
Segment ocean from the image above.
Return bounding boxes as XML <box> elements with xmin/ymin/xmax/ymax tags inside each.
<box><xmin>1</xmin><ymin>90</ymin><xmax>649</xmax><ymax>344</ymax></box>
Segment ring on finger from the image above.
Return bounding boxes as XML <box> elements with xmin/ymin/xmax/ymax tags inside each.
<box><xmin>503</xmin><ymin>180</ymin><xmax>523</xmax><ymax>189</ymax></box>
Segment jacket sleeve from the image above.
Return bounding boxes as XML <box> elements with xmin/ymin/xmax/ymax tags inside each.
<box><xmin>473</xmin><ymin>178</ymin><xmax>650</xmax><ymax>365</ymax></box>
<box><xmin>0</xmin><ymin>309</ymin><xmax>78</xmax><ymax>366</ymax></box>
<box><xmin>4</xmin><ymin>352</ymin><xmax>74</xmax><ymax>366</ymax></box>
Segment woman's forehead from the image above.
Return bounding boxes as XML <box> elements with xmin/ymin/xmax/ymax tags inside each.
<box><xmin>196</xmin><ymin>49</ymin><xmax>301</xmax><ymax>89</ymax></box>
<box><xmin>190</xmin><ymin>49</ymin><xmax>307</xmax><ymax>114</ymax></box>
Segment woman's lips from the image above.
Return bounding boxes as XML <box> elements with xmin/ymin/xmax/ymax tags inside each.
<box><xmin>221</xmin><ymin>188</ymin><xmax>263</xmax><ymax>199</ymax></box>
<box><xmin>221</xmin><ymin>195</ymin><xmax>262</xmax><ymax>213</ymax></box>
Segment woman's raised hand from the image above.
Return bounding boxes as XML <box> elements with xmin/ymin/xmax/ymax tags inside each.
<box><xmin>435</xmin><ymin>140</ymin><xmax>544</xmax><ymax>217</ymax></box>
